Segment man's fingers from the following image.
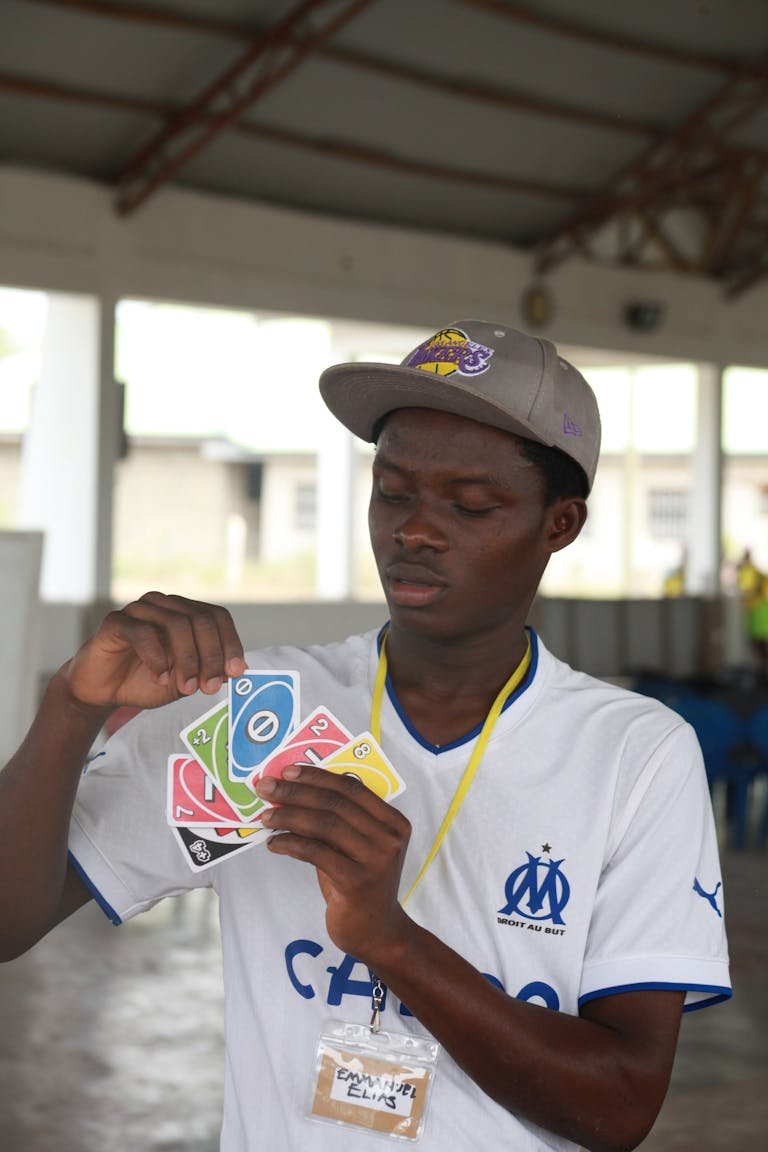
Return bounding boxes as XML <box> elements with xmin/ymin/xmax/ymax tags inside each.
<box><xmin>118</xmin><ymin>599</ymin><xmax>197</xmax><ymax>693</ymax></box>
<box><xmin>265</xmin><ymin>828</ymin><xmax>363</xmax><ymax>886</ymax></box>
<box><xmin>261</xmin><ymin>804</ymin><xmax>374</xmax><ymax>864</ymax></box>
<box><xmin>256</xmin><ymin>768</ymin><xmax>411</xmax><ymax>876</ymax></box>
<box><xmin>122</xmin><ymin>593</ymin><xmax>245</xmax><ymax>695</ymax></box>
<box><xmin>144</xmin><ymin>594</ymin><xmax>245</xmax><ymax>683</ymax></box>
<box><xmin>101</xmin><ymin>608</ymin><xmax>176</xmax><ymax>684</ymax></box>
<box><xmin>260</xmin><ymin>794</ymin><xmax>406</xmax><ymax>854</ymax></box>
<box><xmin>255</xmin><ymin>767</ymin><xmax>411</xmax><ymax>840</ymax></box>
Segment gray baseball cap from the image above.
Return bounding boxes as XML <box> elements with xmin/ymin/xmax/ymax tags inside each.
<box><xmin>319</xmin><ymin>320</ymin><xmax>601</xmax><ymax>491</ymax></box>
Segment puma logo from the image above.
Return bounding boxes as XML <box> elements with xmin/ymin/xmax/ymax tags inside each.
<box><xmin>693</xmin><ymin>877</ymin><xmax>722</xmax><ymax>918</ymax></box>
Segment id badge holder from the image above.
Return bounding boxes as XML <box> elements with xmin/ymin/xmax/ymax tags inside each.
<box><xmin>308</xmin><ymin>1020</ymin><xmax>439</xmax><ymax>1141</ymax></box>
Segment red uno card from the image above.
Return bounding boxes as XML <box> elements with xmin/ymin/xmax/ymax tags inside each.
<box><xmin>166</xmin><ymin>754</ymin><xmax>242</xmax><ymax>827</ymax></box>
<box><xmin>247</xmin><ymin>707</ymin><xmax>353</xmax><ymax>792</ymax></box>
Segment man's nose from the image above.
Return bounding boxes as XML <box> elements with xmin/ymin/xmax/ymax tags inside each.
<box><xmin>392</xmin><ymin>503</ymin><xmax>448</xmax><ymax>550</ymax></box>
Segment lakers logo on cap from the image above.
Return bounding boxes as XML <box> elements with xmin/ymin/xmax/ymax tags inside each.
<box><xmin>405</xmin><ymin>327</ymin><xmax>494</xmax><ymax>378</ymax></box>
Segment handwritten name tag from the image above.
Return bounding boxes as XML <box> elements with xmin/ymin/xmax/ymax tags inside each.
<box><xmin>309</xmin><ymin>1022</ymin><xmax>438</xmax><ymax>1141</ymax></box>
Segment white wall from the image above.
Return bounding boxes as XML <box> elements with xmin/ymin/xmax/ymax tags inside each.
<box><xmin>2</xmin><ymin>165</ymin><xmax>765</xmax><ymax>688</ymax></box>
<box><xmin>3</xmin><ymin>165</ymin><xmax>768</xmax><ymax>368</ymax></box>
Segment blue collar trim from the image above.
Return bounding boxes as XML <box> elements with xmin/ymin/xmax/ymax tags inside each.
<box><xmin>375</xmin><ymin>625</ymin><xmax>539</xmax><ymax>754</ymax></box>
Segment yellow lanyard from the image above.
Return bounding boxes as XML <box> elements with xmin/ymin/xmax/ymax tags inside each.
<box><xmin>370</xmin><ymin>630</ymin><xmax>532</xmax><ymax>905</ymax></box>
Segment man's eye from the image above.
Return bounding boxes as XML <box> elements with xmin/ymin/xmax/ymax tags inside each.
<box><xmin>378</xmin><ymin>487</ymin><xmax>407</xmax><ymax>502</ymax></box>
<box><xmin>454</xmin><ymin>504</ymin><xmax>496</xmax><ymax>517</ymax></box>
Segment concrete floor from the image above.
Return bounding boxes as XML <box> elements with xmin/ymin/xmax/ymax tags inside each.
<box><xmin>1</xmin><ymin>851</ymin><xmax>766</xmax><ymax>1151</ymax></box>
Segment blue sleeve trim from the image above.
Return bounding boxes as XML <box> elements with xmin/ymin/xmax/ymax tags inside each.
<box><xmin>683</xmin><ymin>991</ymin><xmax>732</xmax><ymax>1012</ymax></box>
<box><xmin>68</xmin><ymin>850</ymin><xmax>123</xmax><ymax>926</ymax></box>
<box><xmin>579</xmin><ymin>981</ymin><xmax>732</xmax><ymax>1012</ymax></box>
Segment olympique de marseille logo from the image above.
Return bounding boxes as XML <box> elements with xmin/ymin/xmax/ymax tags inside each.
<box><xmin>498</xmin><ymin>851</ymin><xmax>571</xmax><ymax>925</ymax></box>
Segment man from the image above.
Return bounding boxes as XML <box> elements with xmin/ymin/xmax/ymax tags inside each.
<box><xmin>0</xmin><ymin>321</ymin><xmax>730</xmax><ymax>1151</ymax></box>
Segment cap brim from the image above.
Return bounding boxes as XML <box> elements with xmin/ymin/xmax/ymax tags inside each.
<box><xmin>319</xmin><ymin>362</ymin><xmax>554</xmax><ymax>450</ymax></box>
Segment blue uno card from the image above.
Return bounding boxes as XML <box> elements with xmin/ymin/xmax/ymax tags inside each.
<box><xmin>228</xmin><ymin>670</ymin><xmax>299</xmax><ymax>781</ymax></box>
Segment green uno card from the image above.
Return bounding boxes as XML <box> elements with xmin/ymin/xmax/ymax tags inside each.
<box><xmin>179</xmin><ymin>700</ymin><xmax>267</xmax><ymax>823</ymax></box>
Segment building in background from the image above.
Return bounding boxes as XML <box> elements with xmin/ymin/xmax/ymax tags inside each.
<box><xmin>1</xmin><ymin>289</ymin><xmax>766</xmax><ymax>605</ymax></box>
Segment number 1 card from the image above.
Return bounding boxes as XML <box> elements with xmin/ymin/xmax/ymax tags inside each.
<box><xmin>179</xmin><ymin>700</ymin><xmax>266</xmax><ymax>823</ymax></box>
<box><xmin>248</xmin><ymin>706</ymin><xmax>353</xmax><ymax>790</ymax></box>
<box><xmin>166</xmin><ymin>754</ymin><xmax>242</xmax><ymax>827</ymax></box>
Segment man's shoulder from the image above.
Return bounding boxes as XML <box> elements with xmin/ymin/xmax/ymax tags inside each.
<box><xmin>534</xmin><ymin>633</ymin><xmax>687</xmax><ymax>734</ymax></box>
<box><xmin>242</xmin><ymin>627</ymin><xmax>379</xmax><ymax>677</ymax></box>
<box><xmin>241</xmin><ymin>626</ymin><xmax>382</xmax><ymax>686</ymax></box>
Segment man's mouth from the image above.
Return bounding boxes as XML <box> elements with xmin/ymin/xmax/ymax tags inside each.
<box><xmin>385</xmin><ymin>565</ymin><xmax>447</xmax><ymax>608</ymax></box>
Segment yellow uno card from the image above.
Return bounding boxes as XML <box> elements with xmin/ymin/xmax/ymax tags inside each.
<box><xmin>320</xmin><ymin>732</ymin><xmax>405</xmax><ymax>801</ymax></box>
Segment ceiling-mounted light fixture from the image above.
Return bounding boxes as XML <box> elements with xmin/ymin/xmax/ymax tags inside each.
<box><xmin>623</xmin><ymin>301</ymin><xmax>665</xmax><ymax>333</ymax></box>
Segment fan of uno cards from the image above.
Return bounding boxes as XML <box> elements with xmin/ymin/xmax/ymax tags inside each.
<box><xmin>167</xmin><ymin>670</ymin><xmax>406</xmax><ymax>872</ymax></box>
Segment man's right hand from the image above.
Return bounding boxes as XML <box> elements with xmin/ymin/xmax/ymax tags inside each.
<box><xmin>62</xmin><ymin>591</ymin><xmax>246</xmax><ymax>713</ymax></box>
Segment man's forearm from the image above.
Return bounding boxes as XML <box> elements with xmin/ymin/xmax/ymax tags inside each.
<box><xmin>0</xmin><ymin>667</ymin><xmax>110</xmax><ymax>959</ymax></box>
<box><xmin>364</xmin><ymin>918</ymin><xmax>681</xmax><ymax>1152</ymax></box>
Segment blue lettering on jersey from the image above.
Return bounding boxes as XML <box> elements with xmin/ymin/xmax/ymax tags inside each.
<box><xmin>285</xmin><ymin>938</ymin><xmax>323</xmax><ymax>998</ymax></box>
<box><xmin>326</xmin><ymin>952</ymin><xmax>388</xmax><ymax>1009</ymax></box>
<box><xmin>284</xmin><ymin>939</ymin><xmax>560</xmax><ymax>1013</ymax></box>
<box><xmin>516</xmin><ymin>981</ymin><xmax>560</xmax><ymax>1010</ymax></box>
<box><xmin>499</xmin><ymin>852</ymin><xmax>570</xmax><ymax>924</ymax></box>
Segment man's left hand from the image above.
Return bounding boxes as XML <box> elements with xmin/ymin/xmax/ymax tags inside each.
<box><xmin>254</xmin><ymin>766</ymin><xmax>413</xmax><ymax>963</ymax></box>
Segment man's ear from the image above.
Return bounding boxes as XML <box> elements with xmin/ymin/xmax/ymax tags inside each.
<box><xmin>546</xmin><ymin>498</ymin><xmax>588</xmax><ymax>553</ymax></box>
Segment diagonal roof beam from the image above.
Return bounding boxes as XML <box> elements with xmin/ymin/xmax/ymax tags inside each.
<box><xmin>114</xmin><ymin>0</ymin><xmax>376</xmax><ymax>215</ymax></box>
<box><xmin>702</xmin><ymin>153</ymin><xmax>767</xmax><ymax>275</ymax></box>
<box><xmin>721</xmin><ymin>232</ymin><xmax>768</xmax><ymax>297</ymax></box>
<box><xmin>534</xmin><ymin>57</ymin><xmax>768</xmax><ymax>277</ymax></box>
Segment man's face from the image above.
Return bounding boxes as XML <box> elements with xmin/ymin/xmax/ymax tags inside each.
<box><xmin>369</xmin><ymin>408</ymin><xmax>582</xmax><ymax>644</ymax></box>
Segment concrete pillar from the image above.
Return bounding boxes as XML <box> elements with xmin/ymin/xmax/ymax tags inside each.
<box><xmin>94</xmin><ymin>294</ymin><xmax>119</xmax><ymax>604</ymax></box>
<box><xmin>687</xmin><ymin>363</ymin><xmax>723</xmax><ymax>594</ymax></box>
<box><xmin>17</xmin><ymin>292</ymin><xmax>118</xmax><ymax>604</ymax></box>
<box><xmin>315</xmin><ymin>416</ymin><xmax>356</xmax><ymax>599</ymax></box>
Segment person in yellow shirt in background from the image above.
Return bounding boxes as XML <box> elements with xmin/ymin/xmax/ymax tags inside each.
<box><xmin>663</xmin><ymin>547</ymin><xmax>687</xmax><ymax>598</ymax></box>
<box><xmin>737</xmin><ymin>549</ymin><xmax>768</xmax><ymax>680</ymax></box>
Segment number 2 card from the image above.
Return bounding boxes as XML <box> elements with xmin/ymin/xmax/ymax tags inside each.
<box><xmin>248</xmin><ymin>706</ymin><xmax>353</xmax><ymax>790</ymax></box>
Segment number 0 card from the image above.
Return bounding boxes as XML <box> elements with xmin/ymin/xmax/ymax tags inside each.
<box><xmin>248</xmin><ymin>706</ymin><xmax>353</xmax><ymax>790</ymax></box>
<box><xmin>228</xmin><ymin>671</ymin><xmax>299</xmax><ymax>781</ymax></box>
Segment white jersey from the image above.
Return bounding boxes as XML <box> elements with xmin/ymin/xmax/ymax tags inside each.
<box><xmin>69</xmin><ymin>629</ymin><xmax>731</xmax><ymax>1152</ymax></box>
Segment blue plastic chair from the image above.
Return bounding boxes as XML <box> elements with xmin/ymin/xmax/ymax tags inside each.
<box><xmin>632</xmin><ymin>675</ymin><xmax>698</xmax><ymax>715</ymax></box>
<box><xmin>746</xmin><ymin>708</ymin><xmax>768</xmax><ymax>849</ymax></box>
<box><xmin>673</xmin><ymin>696</ymin><xmax>755</xmax><ymax>850</ymax></box>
